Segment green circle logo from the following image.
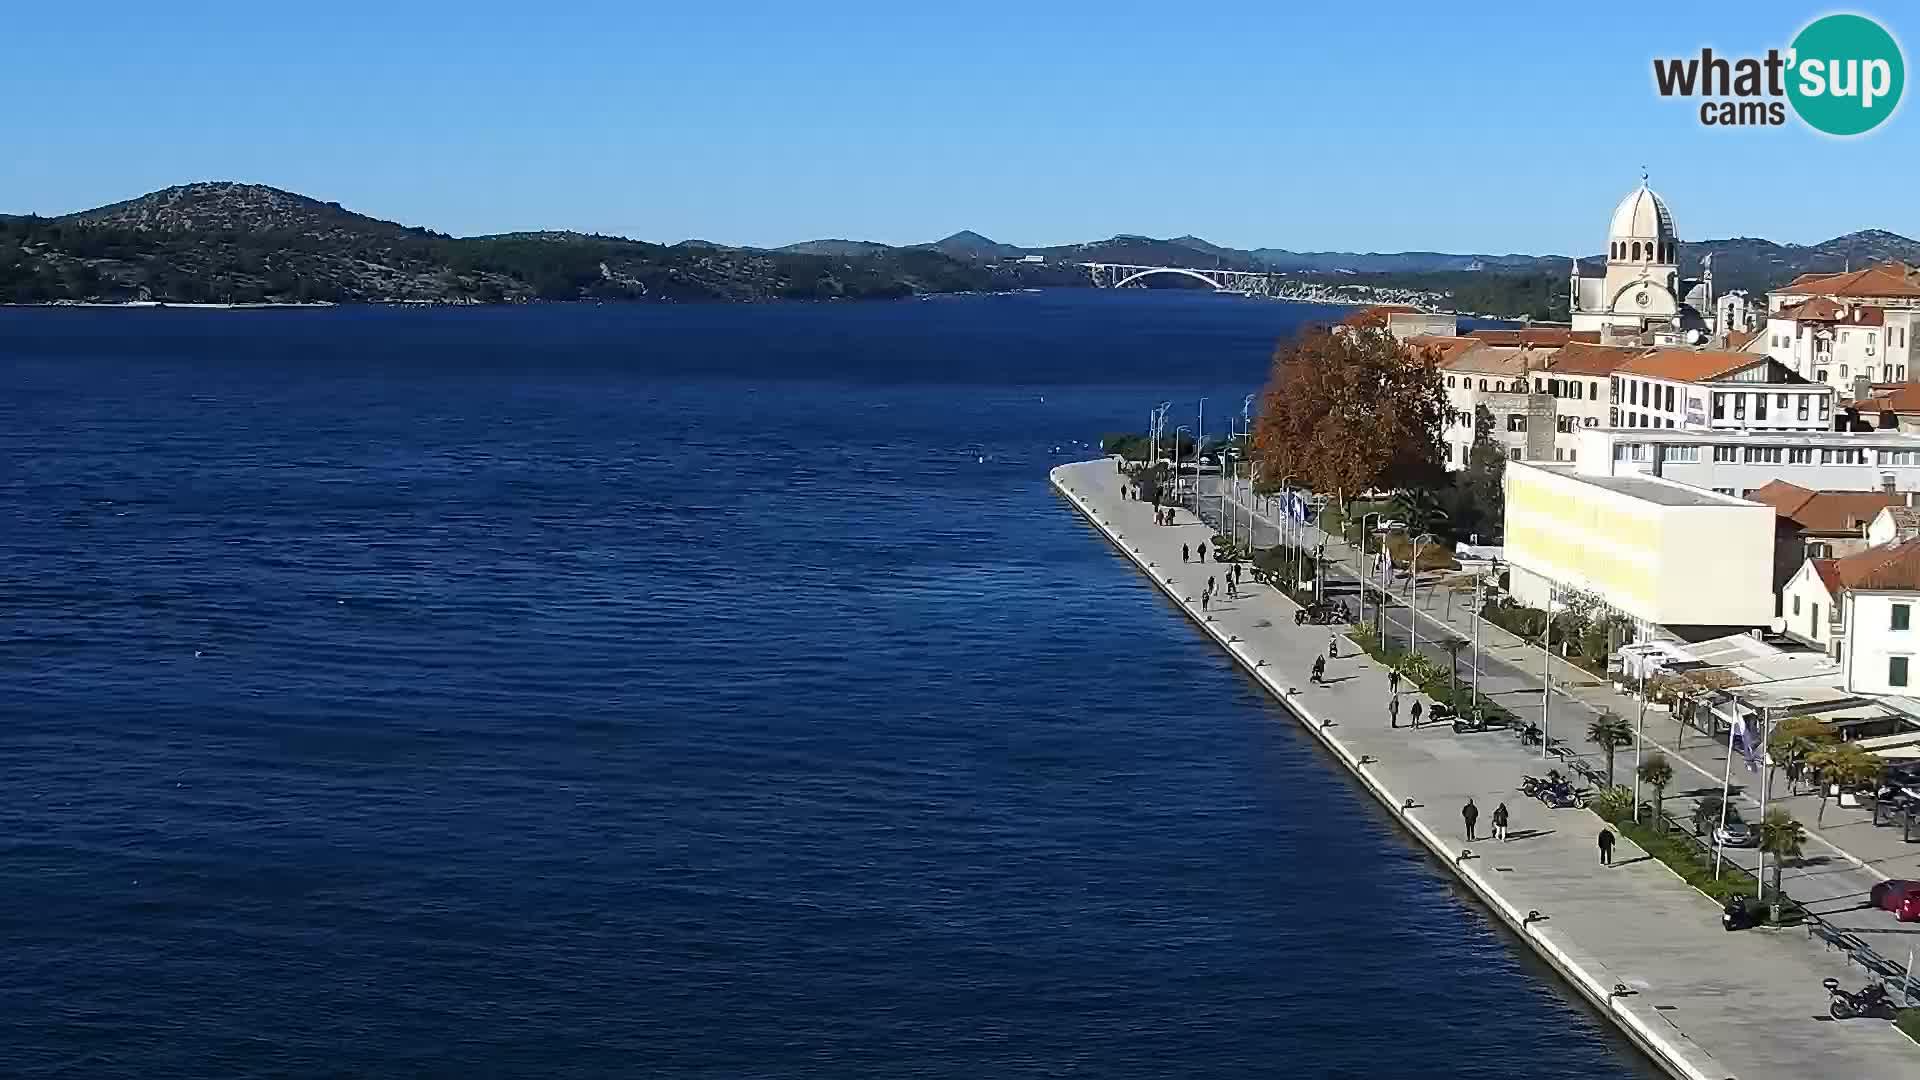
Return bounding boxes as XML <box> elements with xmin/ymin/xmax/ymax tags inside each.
<box><xmin>1788</xmin><ymin>14</ymin><xmax>1905</xmax><ymax>136</ymax></box>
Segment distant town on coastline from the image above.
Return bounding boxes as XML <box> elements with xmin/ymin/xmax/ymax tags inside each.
<box><xmin>4</xmin><ymin>180</ymin><xmax>1920</xmax><ymax>317</ymax></box>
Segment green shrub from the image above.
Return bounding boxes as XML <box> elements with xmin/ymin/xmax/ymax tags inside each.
<box><xmin>1589</xmin><ymin>785</ymin><xmax>1634</xmax><ymax>820</ymax></box>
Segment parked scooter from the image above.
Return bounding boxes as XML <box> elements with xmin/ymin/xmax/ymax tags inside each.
<box><xmin>1721</xmin><ymin>895</ymin><xmax>1759</xmax><ymax>932</ymax></box>
<box><xmin>1824</xmin><ymin>978</ymin><xmax>1898</xmax><ymax>1020</ymax></box>
<box><xmin>1517</xmin><ymin>722</ymin><xmax>1544</xmax><ymax>747</ymax></box>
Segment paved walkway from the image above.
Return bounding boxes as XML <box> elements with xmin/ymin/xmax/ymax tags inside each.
<box><xmin>1203</xmin><ymin>478</ymin><xmax>1920</xmax><ymax>951</ymax></box>
<box><xmin>1056</xmin><ymin>459</ymin><xmax>1917</xmax><ymax>1080</ymax></box>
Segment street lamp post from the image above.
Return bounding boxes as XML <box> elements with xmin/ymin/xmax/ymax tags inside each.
<box><xmin>1360</xmin><ymin>512</ymin><xmax>1383</xmax><ymax>634</ymax></box>
<box><xmin>1408</xmin><ymin>533</ymin><xmax>1436</xmax><ymax>658</ymax></box>
<box><xmin>1194</xmin><ymin>398</ymin><xmax>1206</xmax><ymax>517</ymax></box>
<box><xmin>1541</xmin><ymin>583</ymin><xmax>1554</xmax><ymax>761</ymax></box>
<box><xmin>1281</xmin><ymin>474</ymin><xmax>1297</xmax><ymax>588</ymax></box>
<box><xmin>1174</xmin><ymin>426</ymin><xmax>1191</xmax><ymax>515</ymax></box>
<box><xmin>1471</xmin><ymin>571</ymin><xmax>1483</xmax><ymax>720</ymax></box>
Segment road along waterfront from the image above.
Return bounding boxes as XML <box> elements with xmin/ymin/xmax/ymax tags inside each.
<box><xmin>1053</xmin><ymin>457</ymin><xmax>1918</xmax><ymax>1080</ymax></box>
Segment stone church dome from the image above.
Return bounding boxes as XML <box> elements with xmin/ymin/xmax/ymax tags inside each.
<box><xmin>1609</xmin><ymin>181</ymin><xmax>1677</xmax><ymax>245</ymax></box>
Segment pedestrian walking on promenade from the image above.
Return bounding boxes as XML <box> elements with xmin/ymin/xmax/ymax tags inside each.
<box><xmin>1327</xmin><ymin>634</ymin><xmax>1338</xmax><ymax>660</ymax></box>
<box><xmin>1389</xmin><ymin>695</ymin><xmax>1401</xmax><ymax>727</ymax></box>
<box><xmin>1491</xmin><ymin>802</ymin><xmax>1509</xmax><ymax>841</ymax></box>
<box><xmin>1409</xmin><ymin>700</ymin><xmax>1424</xmax><ymax>726</ymax></box>
<box><xmin>1598</xmin><ymin>828</ymin><xmax>1616</xmax><ymax>866</ymax></box>
<box><xmin>1311</xmin><ymin>655</ymin><xmax>1326</xmax><ymax>685</ymax></box>
<box><xmin>1463</xmin><ymin>798</ymin><xmax>1480</xmax><ymax>841</ymax></box>
<box><xmin>1201</xmin><ymin>592</ymin><xmax>1210</xmax><ymax>613</ymax></box>
<box><xmin>1388</xmin><ymin>668</ymin><xmax>1401</xmax><ymax>695</ymax></box>
<box><xmin>1182</xmin><ymin>544</ymin><xmax>1190</xmax><ymax>563</ymax></box>
<box><xmin>1208</xmin><ymin>575</ymin><xmax>1217</xmax><ymax>596</ymax></box>
<box><xmin>1198</xmin><ymin>543</ymin><xmax>1208</xmax><ymax>562</ymax></box>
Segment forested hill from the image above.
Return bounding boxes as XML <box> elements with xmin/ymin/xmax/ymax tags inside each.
<box><xmin>0</xmin><ymin>183</ymin><xmax>1081</xmax><ymax>305</ymax></box>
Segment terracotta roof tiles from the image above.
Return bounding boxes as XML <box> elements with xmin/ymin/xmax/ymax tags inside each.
<box><xmin>1615</xmin><ymin>348</ymin><xmax>1772</xmax><ymax>383</ymax></box>
<box><xmin>1833</xmin><ymin>538</ymin><xmax>1920</xmax><ymax>591</ymax></box>
<box><xmin>1746</xmin><ymin>481</ymin><xmax>1903</xmax><ymax>535</ymax></box>
<box><xmin>1544</xmin><ymin>341</ymin><xmax>1647</xmax><ymax>375</ymax></box>
<box><xmin>1775</xmin><ymin>261</ymin><xmax>1920</xmax><ymax>300</ymax></box>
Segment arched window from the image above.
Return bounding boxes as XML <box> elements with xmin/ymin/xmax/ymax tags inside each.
<box><xmin>1632</xmin><ymin>241</ymin><xmax>1642</xmax><ymax>260</ymax></box>
<box><xmin>1479</xmin><ymin>379</ymin><xmax>1488</xmax><ymax>391</ymax></box>
<box><xmin>1447</xmin><ymin>376</ymin><xmax>1455</xmax><ymax>387</ymax></box>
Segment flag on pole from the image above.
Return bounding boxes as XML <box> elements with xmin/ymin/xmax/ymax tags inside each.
<box><xmin>1731</xmin><ymin>712</ymin><xmax>1762</xmax><ymax>773</ymax></box>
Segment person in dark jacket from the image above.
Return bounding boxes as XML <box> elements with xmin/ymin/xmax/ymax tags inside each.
<box><xmin>1462</xmin><ymin>799</ymin><xmax>1480</xmax><ymax>841</ymax></box>
<box><xmin>1409</xmin><ymin>700</ymin><xmax>1424</xmax><ymax>727</ymax></box>
<box><xmin>1491</xmin><ymin>802</ymin><xmax>1510</xmax><ymax>842</ymax></box>
<box><xmin>1598</xmin><ymin>828</ymin><xmax>1616</xmax><ymax>866</ymax></box>
<box><xmin>1198</xmin><ymin>543</ymin><xmax>1208</xmax><ymax>562</ymax></box>
<box><xmin>1311</xmin><ymin>655</ymin><xmax>1326</xmax><ymax>685</ymax></box>
<box><xmin>1182</xmin><ymin>544</ymin><xmax>1190</xmax><ymax>563</ymax></box>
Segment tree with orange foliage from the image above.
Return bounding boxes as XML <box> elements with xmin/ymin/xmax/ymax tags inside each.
<box><xmin>1250</xmin><ymin>321</ymin><xmax>1447</xmax><ymax>509</ymax></box>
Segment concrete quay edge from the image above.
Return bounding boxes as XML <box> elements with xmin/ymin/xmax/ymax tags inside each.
<box><xmin>1050</xmin><ymin>463</ymin><xmax>1731</xmax><ymax>1080</ymax></box>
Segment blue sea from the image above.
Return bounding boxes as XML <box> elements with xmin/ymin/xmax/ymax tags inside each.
<box><xmin>0</xmin><ymin>291</ymin><xmax>1651</xmax><ymax>1078</ymax></box>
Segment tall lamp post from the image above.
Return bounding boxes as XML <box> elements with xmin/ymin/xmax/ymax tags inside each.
<box><xmin>1409</xmin><ymin>532</ymin><xmax>1435</xmax><ymax>658</ymax></box>
<box><xmin>1174</xmin><ymin>426</ymin><xmax>1191</xmax><ymax>515</ymax></box>
<box><xmin>1194</xmin><ymin>398</ymin><xmax>1206</xmax><ymax>518</ymax></box>
<box><xmin>1360</xmin><ymin>512</ymin><xmax>1384</xmax><ymax>633</ymax></box>
<box><xmin>1541</xmin><ymin>582</ymin><xmax>1555</xmax><ymax>761</ymax></box>
<box><xmin>1280</xmin><ymin>474</ymin><xmax>1297</xmax><ymax>587</ymax></box>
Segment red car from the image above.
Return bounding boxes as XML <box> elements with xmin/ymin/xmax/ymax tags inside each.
<box><xmin>1870</xmin><ymin>880</ymin><xmax>1920</xmax><ymax>921</ymax></box>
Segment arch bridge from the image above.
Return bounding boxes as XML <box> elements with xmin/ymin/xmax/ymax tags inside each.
<box><xmin>1082</xmin><ymin>263</ymin><xmax>1282</xmax><ymax>297</ymax></box>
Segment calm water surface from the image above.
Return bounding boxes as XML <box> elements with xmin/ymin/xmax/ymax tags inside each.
<box><xmin>0</xmin><ymin>292</ymin><xmax>1652</xmax><ymax>1078</ymax></box>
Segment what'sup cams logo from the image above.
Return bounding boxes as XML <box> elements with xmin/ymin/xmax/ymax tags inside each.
<box><xmin>1654</xmin><ymin>13</ymin><xmax>1905</xmax><ymax>135</ymax></box>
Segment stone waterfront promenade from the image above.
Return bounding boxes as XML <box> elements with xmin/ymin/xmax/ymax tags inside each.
<box><xmin>1051</xmin><ymin>458</ymin><xmax>1917</xmax><ymax>1080</ymax></box>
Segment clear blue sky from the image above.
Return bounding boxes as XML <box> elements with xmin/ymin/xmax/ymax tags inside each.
<box><xmin>4</xmin><ymin>1</ymin><xmax>1912</xmax><ymax>253</ymax></box>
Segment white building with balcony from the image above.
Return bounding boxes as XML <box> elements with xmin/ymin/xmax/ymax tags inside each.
<box><xmin>1762</xmin><ymin>262</ymin><xmax>1920</xmax><ymax>393</ymax></box>
<box><xmin>1608</xmin><ymin>349</ymin><xmax>1832</xmax><ymax>432</ymax></box>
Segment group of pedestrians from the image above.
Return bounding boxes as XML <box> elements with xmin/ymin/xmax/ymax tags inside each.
<box><xmin>1180</xmin><ymin>542</ymin><xmax>1209</xmax><ymax>564</ymax></box>
<box><xmin>1461</xmin><ymin>799</ymin><xmax>1511</xmax><ymax>842</ymax></box>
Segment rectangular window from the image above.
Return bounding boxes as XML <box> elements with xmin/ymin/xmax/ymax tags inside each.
<box><xmin>1614</xmin><ymin>442</ymin><xmax>1628</xmax><ymax>461</ymax></box>
<box><xmin>1789</xmin><ymin>447</ymin><xmax>1812</xmax><ymax>464</ymax></box>
<box><xmin>1665</xmin><ymin>386</ymin><xmax>1676</xmax><ymax>412</ymax></box>
<box><xmin>1819</xmin><ymin>397</ymin><xmax>1831</xmax><ymax>420</ymax></box>
<box><xmin>1591</xmin><ymin>381</ymin><xmax>1600</xmax><ymax>400</ymax></box>
<box><xmin>1629</xmin><ymin>382</ymin><xmax>1639</xmax><ymax>405</ymax></box>
<box><xmin>1714</xmin><ymin>445</ymin><xmax>1739</xmax><ymax>462</ymax></box>
<box><xmin>1507</xmin><ymin>447</ymin><xmax>1520</xmax><ymax>459</ymax></box>
<box><xmin>1798</xmin><ymin>395</ymin><xmax>1810</xmax><ymax>421</ymax></box>
<box><xmin>1895</xmin><ymin>604</ymin><xmax>1911</xmax><ymax>631</ymax></box>
<box><xmin>1842</xmin><ymin>365</ymin><xmax>1850</xmax><ymax>379</ymax></box>
<box><xmin>1713</xmin><ymin>393</ymin><xmax>1726</xmax><ymax>419</ymax></box>
<box><xmin>1734</xmin><ymin>395</ymin><xmax>1747</xmax><ymax>420</ymax></box>
<box><xmin>1892</xmin><ymin>656</ymin><xmax>1910</xmax><ymax>687</ymax></box>
<box><xmin>1756</xmin><ymin>395</ymin><xmax>1769</xmax><ymax>420</ymax></box>
<box><xmin>1663</xmin><ymin>445</ymin><xmax>1700</xmax><ymax>463</ymax></box>
<box><xmin>1794</xmin><ymin>595</ymin><xmax>1802</xmax><ymax>616</ymax></box>
<box><xmin>1713</xmin><ymin>487</ymin><xmax>1735</xmax><ymax>495</ymax></box>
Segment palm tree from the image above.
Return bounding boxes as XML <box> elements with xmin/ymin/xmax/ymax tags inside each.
<box><xmin>1767</xmin><ymin>715</ymin><xmax>1832</xmax><ymax>797</ymax></box>
<box><xmin>1806</xmin><ymin>742</ymin><xmax>1884</xmax><ymax>826</ymax></box>
<box><xmin>1756</xmin><ymin>809</ymin><xmax>1807</xmax><ymax>922</ymax></box>
<box><xmin>1692</xmin><ymin>793</ymin><xmax>1726</xmax><ymax>838</ymax></box>
<box><xmin>1388</xmin><ymin>488</ymin><xmax>1451</xmax><ymax>540</ymax></box>
<box><xmin>1587</xmin><ymin>711</ymin><xmax>1633</xmax><ymax>788</ymax></box>
<box><xmin>1637</xmin><ymin>752</ymin><xmax>1674</xmax><ymax>831</ymax></box>
<box><xmin>1443</xmin><ymin>637</ymin><xmax>1467</xmax><ymax>708</ymax></box>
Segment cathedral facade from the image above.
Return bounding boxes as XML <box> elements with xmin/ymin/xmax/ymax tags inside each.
<box><xmin>1570</xmin><ymin>178</ymin><xmax>1712</xmax><ymax>339</ymax></box>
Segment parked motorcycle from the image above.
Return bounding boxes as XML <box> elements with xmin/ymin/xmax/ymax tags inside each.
<box><xmin>1721</xmin><ymin>895</ymin><xmax>1759</xmax><ymax>932</ymax></box>
<box><xmin>1824</xmin><ymin>978</ymin><xmax>1899</xmax><ymax>1020</ymax></box>
<box><xmin>1517</xmin><ymin>722</ymin><xmax>1544</xmax><ymax>747</ymax></box>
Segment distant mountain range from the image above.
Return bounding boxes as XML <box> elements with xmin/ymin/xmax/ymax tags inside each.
<box><xmin>4</xmin><ymin>180</ymin><xmax>1916</xmax><ymax>308</ymax></box>
<box><xmin>762</xmin><ymin>228</ymin><xmax>1920</xmax><ymax>298</ymax></box>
